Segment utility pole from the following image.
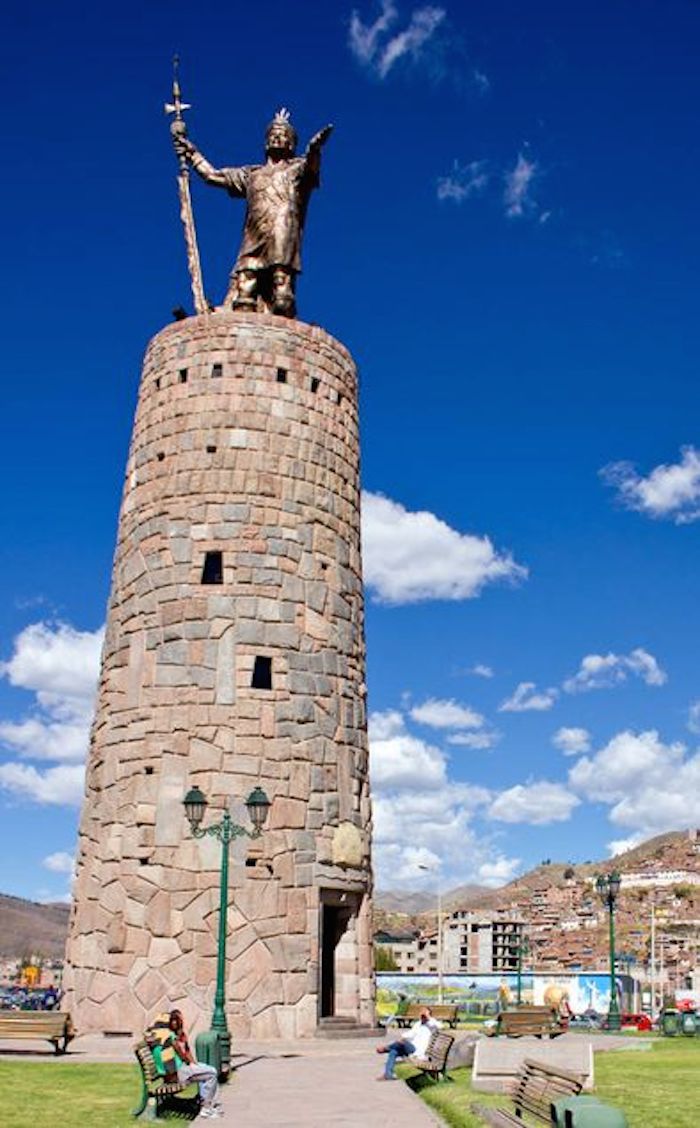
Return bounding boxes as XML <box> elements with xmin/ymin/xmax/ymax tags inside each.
<box><xmin>650</xmin><ymin>900</ymin><xmax>656</xmax><ymax>1015</ymax></box>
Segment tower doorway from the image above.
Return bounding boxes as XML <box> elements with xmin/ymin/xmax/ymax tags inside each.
<box><xmin>319</xmin><ymin>891</ymin><xmax>360</xmax><ymax>1020</ymax></box>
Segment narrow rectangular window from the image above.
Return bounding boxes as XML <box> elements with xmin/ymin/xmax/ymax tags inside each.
<box><xmin>206</xmin><ymin>444</ymin><xmax>217</xmax><ymax>453</ymax></box>
<box><xmin>155</xmin><ymin>377</ymin><xmax>161</xmax><ymax>389</ymax></box>
<box><xmin>251</xmin><ymin>655</ymin><xmax>272</xmax><ymax>690</ymax></box>
<box><xmin>211</xmin><ymin>363</ymin><xmax>223</xmax><ymax>378</ymax></box>
<box><xmin>201</xmin><ymin>551</ymin><xmax>223</xmax><ymax>585</ymax></box>
<box><xmin>310</xmin><ymin>376</ymin><xmax>320</xmax><ymax>393</ymax></box>
<box><xmin>276</xmin><ymin>367</ymin><xmax>288</xmax><ymax>383</ymax></box>
<box><xmin>179</xmin><ymin>368</ymin><xmax>188</xmax><ymax>383</ymax></box>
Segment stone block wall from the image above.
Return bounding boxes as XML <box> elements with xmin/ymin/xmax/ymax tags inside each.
<box><xmin>64</xmin><ymin>311</ymin><xmax>374</xmax><ymax>1038</ymax></box>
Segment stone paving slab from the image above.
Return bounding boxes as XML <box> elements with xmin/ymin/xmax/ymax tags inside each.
<box><xmin>217</xmin><ymin>1043</ymin><xmax>443</xmax><ymax>1127</ymax></box>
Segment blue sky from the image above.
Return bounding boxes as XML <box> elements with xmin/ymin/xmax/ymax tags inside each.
<box><xmin>2</xmin><ymin>1</ymin><xmax>700</xmax><ymax>901</ymax></box>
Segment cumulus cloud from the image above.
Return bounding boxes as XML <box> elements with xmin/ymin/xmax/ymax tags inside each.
<box><xmin>553</xmin><ymin>727</ymin><xmax>591</xmax><ymax>756</ymax></box>
<box><xmin>361</xmin><ymin>491</ymin><xmax>526</xmax><ymax>604</ymax></box>
<box><xmin>569</xmin><ymin>729</ymin><xmax>700</xmax><ymax>839</ymax></box>
<box><xmin>499</xmin><ymin>681</ymin><xmax>558</xmax><ymax>713</ymax></box>
<box><xmin>437</xmin><ymin>159</ymin><xmax>489</xmax><ymax>203</ymax></box>
<box><xmin>0</xmin><ymin>620</ymin><xmax>102</xmax><ymax>805</ymax></box>
<box><xmin>601</xmin><ymin>446</ymin><xmax>700</xmax><ymax>524</ymax></box>
<box><xmin>489</xmin><ymin>781</ymin><xmax>579</xmax><ymax>825</ymax></box>
<box><xmin>504</xmin><ymin>151</ymin><xmax>539</xmax><ymax>218</ymax></box>
<box><xmin>348</xmin><ymin>2</ymin><xmax>446</xmax><ymax>80</ymax></box>
<box><xmin>563</xmin><ymin>648</ymin><xmax>666</xmax><ymax>694</ymax></box>
<box><xmin>369</xmin><ymin>707</ymin><xmax>519</xmax><ymax>887</ymax></box>
<box><xmin>0</xmin><ymin>762</ymin><xmax>85</xmax><ymax>806</ymax></box>
<box><xmin>607</xmin><ymin>834</ymin><xmax>644</xmax><ymax>857</ymax></box>
<box><xmin>446</xmin><ymin>730</ymin><xmax>499</xmax><ymax>750</ymax></box>
<box><xmin>469</xmin><ymin>664</ymin><xmax>494</xmax><ymax>679</ymax></box>
<box><xmin>687</xmin><ymin>701</ymin><xmax>700</xmax><ymax>735</ymax></box>
<box><xmin>43</xmin><ymin>850</ymin><xmax>76</xmax><ymax>876</ymax></box>
<box><xmin>410</xmin><ymin>697</ymin><xmax>484</xmax><ymax>730</ymax></box>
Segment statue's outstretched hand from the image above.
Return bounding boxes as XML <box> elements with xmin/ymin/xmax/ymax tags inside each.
<box><xmin>307</xmin><ymin>124</ymin><xmax>333</xmax><ymax>152</ymax></box>
<box><xmin>171</xmin><ymin>125</ymin><xmax>195</xmax><ymax>161</ymax></box>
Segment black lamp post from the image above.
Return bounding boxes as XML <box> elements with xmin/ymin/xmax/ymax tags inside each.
<box><xmin>595</xmin><ymin>870</ymin><xmax>622</xmax><ymax>1030</ymax></box>
<box><xmin>183</xmin><ymin>784</ymin><xmax>271</xmax><ymax>1076</ymax></box>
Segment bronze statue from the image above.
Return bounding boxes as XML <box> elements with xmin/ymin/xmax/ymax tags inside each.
<box><xmin>172</xmin><ymin>108</ymin><xmax>332</xmax><ymax>318</ymax></box>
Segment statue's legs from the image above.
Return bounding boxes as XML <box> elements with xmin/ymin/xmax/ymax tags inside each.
<box><xmin>271</xmin><ymin>267</ymin><xmax>296</xmax><ymax>318</ymax></box>
<box><xmin>226</xmin><ymin>269</ymin><xmax>257</xmax><ymax>311</ymax></box>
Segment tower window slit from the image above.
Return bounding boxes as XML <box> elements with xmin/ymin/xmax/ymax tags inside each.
<box><xmin>201</xmin><ymin>551</ymin><xmax>223</xmax><ymax>585</ymax></box>
<box><xmin>251</xmin><ymin>655</ymin><xmax>273</xmax><ymax>690</ymax></box>
<box><xmin>276</xmin><ymin>367</ymin><xmax>288</xmax><ymax>383</ymax></box>
<box><xmin>179</xmin><ymin>369</ymin><xmax>188</xmax><ymax>383</ymax></box>
<box><xmin>157</xmin><ymin>452</ymin><xmax>165</xmax><ymax>462</ymax></box>
<box><xmin>155</xmin><ymin>377</ymin><xmax>161</xmax><ymax>389</ymax></box>
<box><xmin>211</xmin><ymin>363</ymin><xmax>223</xmax><ymax>378</ymax></box>
<box><xmin>206</xmin><ymin>444</ymin><xmax>217</xmax><ymax>453</ymax></box>
<box><xmin>310</xmin><ymin>376</ymin><xmax>320</xmax><ymax>393</ymax></box>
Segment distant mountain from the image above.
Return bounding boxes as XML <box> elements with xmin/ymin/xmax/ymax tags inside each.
<box><xmin>375</xmin><ymin>829</ymin><xmax>697</xmax><ymax>917</ymax></box>
<box><xmin>0</xmin><ymin>894</ymin><xmax>70</xmax><ymax>960</ymax></box>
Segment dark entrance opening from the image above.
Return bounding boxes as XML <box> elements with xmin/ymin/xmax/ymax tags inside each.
<box><xmin>320</xmin><ymin>903</ymin><xmax>341</xmax><ymax>1018</ymax></box>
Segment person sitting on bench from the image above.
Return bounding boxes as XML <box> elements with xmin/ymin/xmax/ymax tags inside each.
<box><xmin>145</xmin><ymin>1010</ymin><xmax>222</xmax><ymax>1119</ymax></box>
<box><xmin>375</xmin><ymin>1006</ymin><xmax>441</xmax><ymax>1080</ymax></box>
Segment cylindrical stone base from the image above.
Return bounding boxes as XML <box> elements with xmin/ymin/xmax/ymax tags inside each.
<box><xmin>64</xmin><ymin>311</ymin><xmax>374</xmax><ymax>1039</ymax></box>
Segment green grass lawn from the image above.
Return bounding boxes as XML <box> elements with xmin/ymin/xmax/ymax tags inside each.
<box><xmin>0</xmin><ymin>1062</ymin><xmax>199</xmax><ymax>1128</ymax></box>
<box><xmin>401</xmin><ymin>1038</ymin><xmax>700</xmax><ymax>1128</ymax></box>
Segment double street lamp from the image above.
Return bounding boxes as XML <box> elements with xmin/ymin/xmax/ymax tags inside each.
<box><xmin>595</xmin><ymin>870</ymin><xmax>622</xmax><ymax>1031</ymax></box>
<box><xmin>183</xmin><ymin>784</ymin><xmax>270</xmax><ymax>1077</ymax></box>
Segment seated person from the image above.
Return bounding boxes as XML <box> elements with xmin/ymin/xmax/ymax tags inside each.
<box><xmin>375</xmin><ymin>1006</ymin><xmax>441</xmax><ymax>1080</ymax></box>
<box><xmin>145</xmin><ymin>1010</ymin><xmax>222</xmax><ymax>1119</ymax></box>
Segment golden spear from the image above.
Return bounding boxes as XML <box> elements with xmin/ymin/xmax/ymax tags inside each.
<box><xmin>165</xmin><ymin>56</ymin><xmax>207</xmax><ymax>316</ymax></box>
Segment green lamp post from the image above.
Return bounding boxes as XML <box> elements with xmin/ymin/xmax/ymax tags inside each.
<box><xmin>515</xmin><ymin>933</ymin><xmax>530</xmax><ymax>1007</ymax></box>
<box><xmin>595</xmin><ymin>870</ymin><xmax>622</xmax><ymax>1031</ymax></box>
<box><xmin>183</xmin><ymin>784</ymin><xmax>271</xmax><ymax>1077</ymax></box>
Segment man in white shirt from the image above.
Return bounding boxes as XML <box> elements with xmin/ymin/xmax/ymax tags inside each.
<box><xmin>376</xmin><ymin>1006</ymin><xmax>441</xmax><ymax>1080</ymax></box>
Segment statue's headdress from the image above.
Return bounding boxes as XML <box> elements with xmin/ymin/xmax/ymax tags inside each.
<box><xmin>266</xmin><ymin>107</ymin><xmax>297</xmax><ymax>151</ymax></box>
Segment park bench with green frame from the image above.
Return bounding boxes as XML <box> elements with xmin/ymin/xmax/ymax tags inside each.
<box><xmin>0</xmin><ymin>1010</ymin><xmax>75</xmax><ymax>1054</ymax></box>
<box><xmin>395</xmin><ymin>1002</ymin><xmax>460</xmax><ymax>1028</ymax></box>
<box><xmin>132</xmin><ymin>1039</ymin><xmax>201</xmax><ymax>1120</ymax></box>
<box><xmin>489</xmin><ymin>1006</ymin><xmax>564</xmax><ymax>1039</ymax></box>
<box><xmin>471</xmin><ymin>1057</ymin><xmax>584</xmax><ymax>1125</ymax></box>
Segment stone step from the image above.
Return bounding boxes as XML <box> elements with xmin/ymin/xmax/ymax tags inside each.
<box><xmin>315</xmin><ymin>1021</ymin><xmax>383</xmax><ymax>1040</ymax></box>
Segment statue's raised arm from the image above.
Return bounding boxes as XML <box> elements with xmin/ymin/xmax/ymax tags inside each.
<box><xmin>171</xmin><ymin>108</ymin><xmax>332</xmax><ymax>318</ymax></box>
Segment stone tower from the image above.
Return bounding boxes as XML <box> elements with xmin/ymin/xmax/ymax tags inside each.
<box><xmin>64</xmin><ymin>309</ymin><xmax>374</xmax><ymax>1039</ymax></box>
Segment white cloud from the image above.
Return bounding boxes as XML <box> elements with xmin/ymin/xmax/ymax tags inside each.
<box><xmin>370</xmin><ymin>709</ymin><xmax>449</xmax><ymax>790</ymax></box>
<box><xmin>0</xmin><ymin>762</ymin><xmax>85</xmax><ymax>806</ymax></box>
<box><xmin>43</xmin><ymin>850</ymin><xmax>75</xmax><ymax>876</ymax></box>
<box><xmin>410</xmin><ymin>697</ymin><xmax>484</xmax><ymax>730</ymax></box>
<box><xmin>499</xmin><ymin>681</ymin><xmax>558</xmax><ymax>713</ymax></box>
<box><xmin>477</xmin><ymin>856</ymin><xmax>521</xmax><ymax>886</ymax></box>
<box><xmin>563</xmin><ymin>648</ymin><xmax>666</xmax><ymax>694</ymax></box>
<box><xmin>361</xmin><ymin>491</ymin><xmax>526</xmax><ymax>604</ymax></box>
<box><xmin>601</xmin><ymin>446</ymin><xmax>700</xmax><ymax>524</ymax></box>
<box><xmin>0</xmin><ymin>620</ymin><xmax>102</xmax><ymax>806</ymax></box>
<box><xmin>437</xmin><ymin>159</ymin><xmax>489</xmax><ymax>203</ymax></box>
<box><xmin>504</xmin><ymin>151</ymin><xmax>538</xmax><ymax>218</ymax></box>
<box><xmin>470</xmin><ymin>664</ymin><xmax>494</xmax><ymax>679</ymax></box>
<box><xmin>607</xmin><ymin>834</ymin><xmax>644</xmax><ymax>858</ymax></box>
<box><xmin>688</xmin><ymin>701</ymin><xmax>700</xmax><ymax>735</ymax></box>
<box><xmin>569</xmin><ymin>729</ymin><xmax>700</xmax><ymax>840</ymax></box>
<box><xmin>349</xmin><ymin>2</ymin><xmax>446</xmax><ymax>80</ymax></box>
<box><xmin>553</xmin><ymin>726</ymin><xmax>591</xmax><ymax>756</ymax></box>
<box><xmin>446</xmin><ymin>730</ymin><xmax>499</xmax><ymax>750</ymax></box>
<box><xmin>489</xmin><ymin>781</ymin><xmax>580</xmax><ymax>825</ymax></box>
<box><xmin>472</xmin><ymin>69</ymin><xmax>490</xmax><ymax>95</ymax></box>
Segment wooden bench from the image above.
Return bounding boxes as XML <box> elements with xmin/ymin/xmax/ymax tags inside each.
<box><xmin>407</xmin><ymin>1030</ymin><xmax>455</xmax><ymax>1082</ymax></box>
<box><xmin>132</xmin><ymin>1040</ymin><xmax>201</xmax><ymax>1120</ymax></box>
<box><xmin>395</xmin><ymin>1003</ymin><xmax>460</xmax><ymax>1028</ymax></box>
<box><xmin>492</xmin><ymin>1006</ymin><xmax>563</xmax><ymax>1039</ymax></box>
<box><xmin>472</xmin><ymin>1057</ymin><xmax>584</xmax><ymax>1125</ymax></box>
<box><xmin>0</xmin><ymin>1010</ymin><xmax>75</xmax><ymax>1054</ymax></box>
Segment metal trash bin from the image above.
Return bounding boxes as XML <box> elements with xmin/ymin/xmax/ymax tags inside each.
<box><xmin>552</xmin><ymin>1095</ymin><xmax>629</xmax><ymax>1127</ymax></box>
<box><xmin>661</xmin><ymin>1009</ymin><xmax>680</xmax><ymax>1037</ymax></box>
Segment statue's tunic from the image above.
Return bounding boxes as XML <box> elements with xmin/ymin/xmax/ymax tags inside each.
<box><xmin>222</xmin><ymin>157</ymin><xmax>319</xmax><ymax>274</ymax></box>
